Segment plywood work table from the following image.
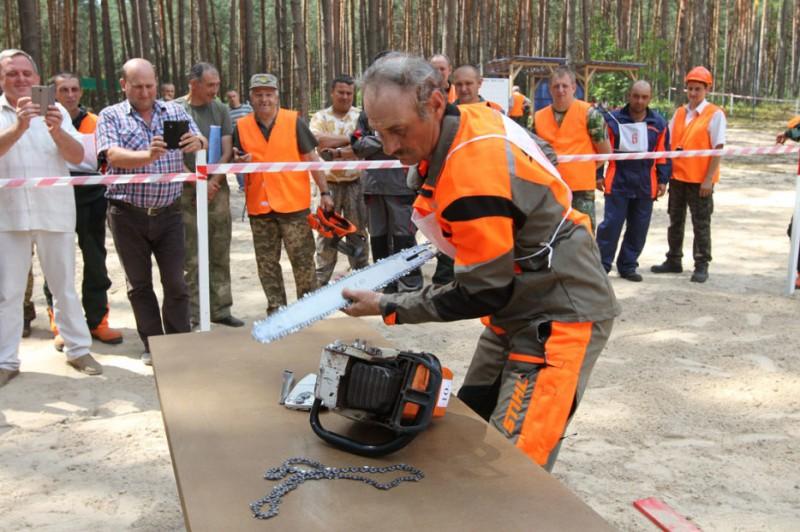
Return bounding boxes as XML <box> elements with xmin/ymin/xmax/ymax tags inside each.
<box><xmin>151</xmin><ymin>317</ymin><xmax>612</xmax><ymax>531</ymax></box>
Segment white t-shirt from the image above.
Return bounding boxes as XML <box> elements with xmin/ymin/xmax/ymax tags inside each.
<box><xmin>669</xmin><ymin>99</ymin><xmax>726</xmax><ymax>147</ymax></box>
<box><xmin>0</xmin><ymin>94</ymin><xmax>83</xmax><ymax>232</ymax></box>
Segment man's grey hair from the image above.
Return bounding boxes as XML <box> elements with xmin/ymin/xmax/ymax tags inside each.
<box><xmin>428</xmin><ymin>53</ymin><xmax>451</xmax><ymax>67</ymax></box>
<box><xmin>550</xmin><ymin>66</ymin><xmax>576</xmax><ymax>84</ymax></box>
<box><xmin>0</xmin><ymin>49</ymin><xmax>39</xmax><ymax>75</ymax></box>
<box><xmin>188</xmin><ymin>62</ymin><xmax>218</xmax><ymax>82</ymax></box>
<box><xmin>360</xmin><ymin>53</ymin><xmax>440</xmax><ymax>117</ymax></box>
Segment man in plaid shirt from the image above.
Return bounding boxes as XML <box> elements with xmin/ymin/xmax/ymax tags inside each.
<box><xmin>96</xmin><ymin>58</ymin><xmax>205</xmax><ymax>366</ymax></box>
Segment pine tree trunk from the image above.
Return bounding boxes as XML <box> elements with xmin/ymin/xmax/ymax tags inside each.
<box><xmin>101</xmin><ymin>0</ymin><xmax>117</xmax><ymax>103</ymax></box>
<box><xmin>291</xmin><ymin>0</ymin><xmax>309</xmax><ymax>116</ymax></box>
<box><xmin>89</xmin><ymin>0</ymin><xmax>105</xmax><ymax>105</ymax></box>
<box><xmin>322</xmin><ymin>0</ymin><xmax>335</xmax><ymax>91</ymax></box>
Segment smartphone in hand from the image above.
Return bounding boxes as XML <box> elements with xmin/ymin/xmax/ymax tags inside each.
<box><xmin>31</xmin><ymin>85</ymin><xmax>55</xmax><ymax>116</ymax></box>
<box><xmin>163</xmin><ymin>120</ymin><xmax>190</xmax><ymax>150</ymax></box>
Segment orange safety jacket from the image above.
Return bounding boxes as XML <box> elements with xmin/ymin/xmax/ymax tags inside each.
<box><xmin>534</xmin><ymin>100</ymin><xmax>597</xmax><ymax>191</ymax></box>
<box><xmin>238</xmin><ymin>109</ymin><xmax>311</xmax><ymax>215</ymax></box>
<box><xmin>671</xmin><ymin>103</ymin><xmax>723</xmax><ymax>184</ymax></box>
<box><xmin>381</xmin><ymin>104</ymin><xmax>617</xmax><ymax>329</ymax></box>
<box><xmin>509</xmin><ymin>92</ymin><xmax>525</xmax><ymax>117</ymax></box>
<box><xmin>77</xmin><ymin>112</ymin><xmax>98</xmax><ymax>134</ymax></box>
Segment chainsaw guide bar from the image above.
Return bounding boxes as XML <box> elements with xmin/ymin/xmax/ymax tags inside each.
<box><xmin>251</xmin><ymin>243</ymin><xmax>436</xmax><ymax>343</ymax></box>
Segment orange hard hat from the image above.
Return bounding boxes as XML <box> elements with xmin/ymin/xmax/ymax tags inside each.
<box><xmin>685</xmin><ymin>66</ymin><xmax>713</xmax><ymax>86</ymax></box>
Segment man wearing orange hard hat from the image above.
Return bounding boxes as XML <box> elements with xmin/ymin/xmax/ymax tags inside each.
<box><xmin>651</xmin><ymin>66</ymin><xmax>726</xmax><ymax>283</ymax></box>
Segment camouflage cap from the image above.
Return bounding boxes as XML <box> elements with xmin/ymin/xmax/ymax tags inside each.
<box><xmin>249</xmin><ymin>73</ymin><xmax>279</xmax><ymax>90</ymax></box>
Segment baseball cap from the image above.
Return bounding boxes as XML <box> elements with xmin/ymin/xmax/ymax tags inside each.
<box><xmin>249</xmin><ymin>73</ymin><xmax>279</xmax><ymax>90</ymax></box>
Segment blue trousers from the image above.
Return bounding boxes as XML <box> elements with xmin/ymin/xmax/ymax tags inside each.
<box><xmin>596</xmin><ymin>194</ymin><xmax>654</xmax><ymax>274</ymax></box>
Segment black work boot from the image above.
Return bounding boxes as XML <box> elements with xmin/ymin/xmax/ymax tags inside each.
<box><xmin>691</xmin><ymin>264</ymin><xmax>708</xmax><ymax>283</ymax></box>
<box><xmin>651</xmin><ymin>261</ymin><xmax>683</xmax><ymax>274</ymax></box>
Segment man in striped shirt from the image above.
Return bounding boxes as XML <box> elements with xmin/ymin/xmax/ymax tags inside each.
<box><xmin>96</xmin><ymin>58</ymin><xmax>205</xmax><ymax>365</ymax></box>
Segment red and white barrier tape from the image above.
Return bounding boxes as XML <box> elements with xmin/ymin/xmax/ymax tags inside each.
<box><xmin>203</xmin><ymin>159</ymin><xmax>403</xmax><ymax>174</ymax></box>
<box><xmin>1</xmin><ymin>144</ymin><xmax>798</xmax><ymax>188</ymax></box>
<box><xmin>557</xmin><ymin>143</ymin><xmax>800</xmax><ymax>163</ymax></box>
<box><xmin>0</xmin><ymin>172</ymin><xmax>197</xmax><ymax>188</ymax></box>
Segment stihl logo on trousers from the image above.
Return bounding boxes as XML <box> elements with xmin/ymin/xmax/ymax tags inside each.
<box><xmin>502</xmin><ymin>376</ymin><xmax>529</xmax><ymax>433</ymax></box>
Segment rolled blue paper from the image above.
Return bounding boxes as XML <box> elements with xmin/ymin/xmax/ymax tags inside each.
<box><xmin>208</xmin><ymin>125</ymin><xmax>221</xmax><ymax>164</ymax></box>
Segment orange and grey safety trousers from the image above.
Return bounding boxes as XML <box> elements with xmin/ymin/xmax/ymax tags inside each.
<box><xmin>457</xmin><ymin>319</ymin><xmax>613</xmax><ymax>471</ymax></box>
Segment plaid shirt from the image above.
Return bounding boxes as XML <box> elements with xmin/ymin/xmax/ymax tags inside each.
<box><xmin>97</xmin><ymin>99</ymin><xmax>200</xmax><ymax>208</ymax></box>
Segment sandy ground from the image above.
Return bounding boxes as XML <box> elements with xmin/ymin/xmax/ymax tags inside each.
<box><xmin>1</xmin><ymin>123</ymin><xmax>799</xmax><ymax>531</ymax></box>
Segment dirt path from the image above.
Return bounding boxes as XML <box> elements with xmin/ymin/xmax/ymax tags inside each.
<box><xmin>2</xmin><ymin>123</ymin><xmax>798</xmax><ymax>531</ymax></box>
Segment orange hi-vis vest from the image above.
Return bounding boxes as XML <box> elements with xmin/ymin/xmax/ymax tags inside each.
<box><xmin>78</xmin><ymin>112</ymin><xmax>98</xmax><ymax>134</ymax></box>
<box><xmin>238</xmin><ymin>109</ymin><xmax>311</xmax><ymax>215</ymax></box>
<box><xmin>535</xmin><ymin>100</ymin><xmax>597</xmax><ymax>191</ymax></box>
<box><xmin>671</xmin><ymin>103</ymin><xmax>722</xmax><ymax>184</ymax></box>
<box><xmin>509</xmin><ymin>92</ymin><xmax>525</xmax><ymax>117</ymax></box>
<box><xmin>412</xmin><ymin>104</ymin><xmax>589</xmax><ymax>272</ymax></box>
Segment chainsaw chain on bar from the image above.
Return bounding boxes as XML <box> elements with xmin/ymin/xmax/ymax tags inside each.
<box><xmin>250</xmin><ymin>457</ymin><xmax>424</xmax><ymax>519</ymax></box>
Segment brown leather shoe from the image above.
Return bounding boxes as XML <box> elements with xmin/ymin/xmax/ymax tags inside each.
<box><xmin>90</xmin><ymin>312</ymin><xmax>123</xmax><ymax>344</ymax></box>
<box><xmin>0</xmin><ymin>368</ymin><xmax>20</xmax><ymax>387</ymax></box>
<box><xmin>67</xmin><ymin>354</ymin><xmax>103</xmax><ymax>376</ymax></box>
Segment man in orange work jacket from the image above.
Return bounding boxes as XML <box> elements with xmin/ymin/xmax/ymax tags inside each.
<box><xmin>232</xmin><ymin>74</ymin><xmax>334</xmax><ymax>314</ymax></box>
<box><xmin>651</xmin><ymin>66</ymin><xmax>726</xmax><ymax>283</ymax></box>
<box><xmin>533</xmin><ymin>66</ymin><xmax>612</xmax><ymax>230</ymax></box>
<box><xmin>343</xmin><ymin>54</ymin><xmax>619</xmax><ymax>471</ymax></box>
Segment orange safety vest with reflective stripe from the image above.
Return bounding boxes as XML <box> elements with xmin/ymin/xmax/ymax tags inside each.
<box><xmin>509</xmin><ymin>92</ymin><xmax>525</xmax><ymax>117</ymax></box>
<box><xmin>238</xmin><ymin>109</ymin><xmax>311</xmax><ymax>215</ymax></box>
<box><xmin>534</xmin><ymin>100</ymin><xmax>597</xmax><ymax>191</ymax></box>
<box><xmin>77</xmin><ymin>112</ymin><xmax>98</xmax><ymax>134</ymax></box>
<box><xmin>412</xmin><ymin>105</ymin><xmax>589</xmax><ymax>271</ymax></box>
<box><xmin>671</xmin><ymin>104</ymin><xmax>723</xmax><ymax>184</ymax></box>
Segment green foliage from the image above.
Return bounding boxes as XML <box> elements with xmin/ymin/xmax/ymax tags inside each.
<box><xmin>586</xmin><ymin>15</ymin><xmax>671</xmax><ymax>104</ymax></box>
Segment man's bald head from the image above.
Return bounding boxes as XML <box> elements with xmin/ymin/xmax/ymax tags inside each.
<box><xmin>122</xmin><ymin>58</ymin><xmax>157</xmax><ymax>81</ymax></box>
<box><xmin>453</xmin><ymin>65</ymin><xmax>482</xmax><ymax>104</ymax></box>
<box><xmin>120</xmin><ymin>58</ymin><xmax>159</xmax><ymax>112</ymax></box>
<box><xmin>629</xmin><ymin>80</ymin><xmax>651</xmax><ymax>95</ymax></box>
<box><xmin>627</xmin><ymin>79</ymin><xmax>652</xmax><ymax>115</ymax></box>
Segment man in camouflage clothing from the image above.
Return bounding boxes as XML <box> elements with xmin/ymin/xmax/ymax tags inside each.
<box><xmin>177</xmin><ymin>62</ymin><xmax>244</xmax><ymax>327</ymax></box>
<box><xmin>309</xmin><ymin>75</ymin><xmax>369</xmax><ymax>285</ymax></box>
<box><xmin>532</xmin><ymin>67</ymin><xmax>611</xmax><ymax>229</ymax></box>
<box><xmin>233</xmin><ymin>74</ymin><xmax>334</xmax><ymax>314</ymax></box>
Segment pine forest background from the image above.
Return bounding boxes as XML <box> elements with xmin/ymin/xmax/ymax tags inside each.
<box><xmin>2</xmin><ymin>0</ymin><xmax>799</xmax><ymax>117</ymax></box>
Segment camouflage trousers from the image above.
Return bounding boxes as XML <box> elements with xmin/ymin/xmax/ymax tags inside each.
<box><xmin>665</xmin><ymin>179</ymin><xmax>713</xmax><ymax>267</ymax></box>
<box><xmin>315</xmin><ymin>180</ymin><xmax>369</xmax><ymax>285</ymax></box>
<box><xmin>250</xmin><ymin>211</ymin><xmax>317</xmax><ymax>314</ymax></box>
<box><xmin>182</xmin><ymin>180</ymin><xmax>233</xmax><ymax>322</ymax></box>
<box><xmin>572</xmin><ymin>190</ymin><xmax>596</xmax><ymax>231</ymax></box>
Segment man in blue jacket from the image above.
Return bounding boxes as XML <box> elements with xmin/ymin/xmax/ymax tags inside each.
<box><xmin>596</xmin><ymin>80</ymin><xmax>671</xmax><ymax>281</ymax></box>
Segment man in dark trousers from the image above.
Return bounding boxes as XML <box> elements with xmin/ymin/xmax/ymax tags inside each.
<box><xmin>596</xmin><ymin>80</ymin><xmax>671</xmax><ymax>282</ymax></box>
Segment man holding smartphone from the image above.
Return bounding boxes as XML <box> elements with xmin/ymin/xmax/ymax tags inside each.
<box><xmin>96</xmin><ymin>58</ymin><xmax>205</xmax><ymax>365</ymax></box>
<box><xmin>0</xmin><ymin>49</ymin><xmax>102</xmax><ymax>385</ymax></box>
<box><xmin>176</xmin><ymin>62</ymin><xmax>243</xmax><ymax>328</ymax></box>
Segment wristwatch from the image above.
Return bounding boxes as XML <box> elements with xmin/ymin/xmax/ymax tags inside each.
<box><xmin>321</xmin><ymin>191</ymin><xmax>331</xmax><ymax>196</ymax></box>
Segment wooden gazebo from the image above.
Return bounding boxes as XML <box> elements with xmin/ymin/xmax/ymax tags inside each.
<box><xmin>485</xmin><ymin>55</ymin><xmax>646</xmax><ymax>101</ymax></box>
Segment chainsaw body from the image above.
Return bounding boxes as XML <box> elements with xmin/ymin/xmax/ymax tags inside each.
<box><xmin>311</xmin><ymin>340</ymin><xmax>446</xmax><ymax>456</ymax></box>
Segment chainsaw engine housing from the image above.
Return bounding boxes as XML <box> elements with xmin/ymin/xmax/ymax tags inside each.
<box><xmin>311</xmin><ymin>340</ymin><xmax>443</xmax><ymax>456</ymax></box>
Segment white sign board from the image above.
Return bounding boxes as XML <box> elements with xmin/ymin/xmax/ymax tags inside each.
<box><xmin>479</xmin><ymin>77</ymin><xmax>510</xmax><ymax>114</ymax></box>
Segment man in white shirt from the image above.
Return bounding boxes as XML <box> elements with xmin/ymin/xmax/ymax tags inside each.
<box><xmin>0</xmin><ymin>49</ymin><xmax>102</xmax><ymax>387</ymax></box>
<box><xmin>651</xmin><ymin>66</ymin><xmax>726</xmax><ymax>283</ymax></box>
